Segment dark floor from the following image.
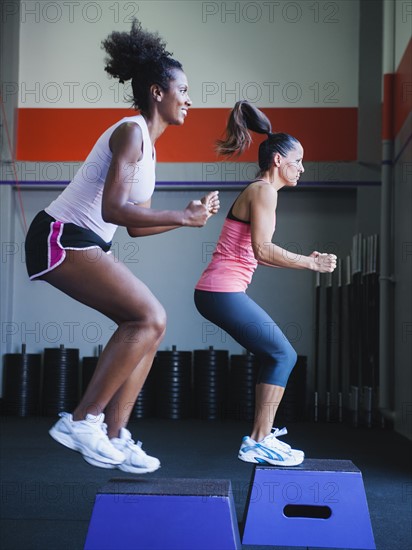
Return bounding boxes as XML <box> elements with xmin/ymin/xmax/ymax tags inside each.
<box><xmin>0</xmin><ymin>416</ymin><xmax>411</xmax><ymax>550</ymax></box>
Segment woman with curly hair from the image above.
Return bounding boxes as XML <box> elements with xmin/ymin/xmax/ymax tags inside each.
<box><xmin>195</xmin><ymin>101</ymin><xmax>336</xmax><ymax>466</ymax></box>
<box><xmin>25</xmin><ymin>20</ymin><xmax>219</xmax><ymax>473</ymax></box>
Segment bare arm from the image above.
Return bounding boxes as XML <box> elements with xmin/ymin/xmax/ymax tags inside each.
<box><xmin>126</xmin><ymin>199</ymin><xmax>179</xmax><ymax>237</ymax></box>
<box><xmin>250</xmin><ymin>186</ymin><xmax>336</xmax><ymax>273</ymax></box>
<box><xmin>102</xmin><ymin>122</ymin><xmax>218</xmax><ymax>229</ymax></box>
<box><xmin>128</xmin><ymin>224</ymin><xmax>180</xmax><ymax>237</ymax></box>
<box><xmin>127</xmin><ymin>193</ymin><xmax>220</xmax><ymax>237</ymax></box>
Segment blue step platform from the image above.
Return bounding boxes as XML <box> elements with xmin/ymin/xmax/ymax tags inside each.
<box><xmin>84</xmin><ymin>477</ymin><xmax>241</xmax><ymax>550</ymax></box>
<box><xmin>242</xmin><ymin>458</ymin><xmax>376</xmax><ymax>549</ymax></box>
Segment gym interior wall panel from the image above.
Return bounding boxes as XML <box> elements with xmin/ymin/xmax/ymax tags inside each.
<box><xmin>15</xmin><ymin>0</ymin><xmax>360</xmax><ymax>164</ymax></box>
<box><xmin>17</xmin><ymin>0</ymin><xmax>360</xmax><ymax>108</ymax></box>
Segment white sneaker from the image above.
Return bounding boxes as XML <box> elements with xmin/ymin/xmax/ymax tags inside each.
<box><xmin>238</xmin><ymin>427</ymin><xmax>304</xmax><ymax>466</ymax></box>
<box><xmin>110</xmin><ymin>428</ymin><xmax>161</xmax><ymax>474</ymax></box>
<box><xmin>49</xmin><ymin>412</ymin><xmax>125</xmax><ymax>468</ymax></box>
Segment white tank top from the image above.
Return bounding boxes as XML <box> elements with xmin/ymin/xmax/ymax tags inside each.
<box><xmin>45</xmin><ymin>114</ymin><xmax>156</xmax><ymax>243</ymax></box>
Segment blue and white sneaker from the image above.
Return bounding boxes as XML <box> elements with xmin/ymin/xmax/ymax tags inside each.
<box><xmin>238</xmin><ymin>427</ymin><xmax>304</xmax><ymax>466</ymax></box>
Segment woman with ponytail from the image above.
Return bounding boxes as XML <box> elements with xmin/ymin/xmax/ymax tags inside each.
<box><xmin>195</xmin><ymin>101</ymin><xmax>336</xmax><ymax>466</ymax></box>
<box><xmin>24</xmin><ymin>20</ymin><xmax>219</xmax><ymax>473</ymax></box>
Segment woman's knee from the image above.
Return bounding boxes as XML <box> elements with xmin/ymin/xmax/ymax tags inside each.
<box><xmin>149</xmin><ymin>305</ymin><xmax>167</xmax><ymax>339</ymax></box>
<box><xmin>140</xmin><ymin>303</ymin><xmax>167</xmax><ymax>340</ymax></box>
<box><xmin>287</xmin><ymin>347</ymin><xmax>298</xmax><ymax>371</ymax></box>
<box><xmin>120</xmin><ymin>302</ymin><xmax>167</xmax><ymax>342</ymax></box>
<box><xmin>280</xmin><ymin>346</ymin><xmax>298</xmax><ymax>379</ymax></box>
<box><xmin>258</xmin><ymin>345</ymin><xmax>297</xmax><ymax>386</ymax></box>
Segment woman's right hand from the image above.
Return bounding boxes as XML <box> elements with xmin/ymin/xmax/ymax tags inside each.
<box><xmin>183</xmin><ymin>191</ymin><xmax>220</xmax><ymax>227</ymax></box>
<box><xmin>310</xmin><ymin>251</ymin><xmax>337</xmax><ymax>273</ymax></box>
<box><xmin>183</xmin><ymin>200</ymin><xmax>209</xmax><ymax>227</ymax></box>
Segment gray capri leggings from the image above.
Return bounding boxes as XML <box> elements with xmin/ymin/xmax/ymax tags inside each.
<box><xmin>194</xmin><ymin>289</ymin><xmax>297</xmax><ymax>387</ymax></box>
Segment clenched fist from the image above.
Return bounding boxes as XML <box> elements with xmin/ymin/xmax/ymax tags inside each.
<box><xmin>183</xmin><ymin>191</ymin><xmax>220</xmax><ymax>227</ymax></box>
<box><xmin>310</xmin><ymin>251</ymin><xmax>337</xmax><ymax>273</ymax></box>
<box><xmin>201</xmin><ymin>191</ymin><xmax>220</xmax><ymax>218</ymax></box>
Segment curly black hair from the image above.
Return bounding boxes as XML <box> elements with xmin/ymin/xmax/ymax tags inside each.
<box><xmin>102</xmin><ymin>19</ymin><xmax>183</xmax><ymax>113</ymax></box>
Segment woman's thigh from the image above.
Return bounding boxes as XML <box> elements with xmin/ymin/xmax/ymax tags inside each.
<box><xmin>195</xmin><ymin>290</ymin><xmax>290</xmax><ymax>357</ymax></box>
<box><xmin>43</xmin><ymin>249</ymin><xmax>165</xmax><ymax>324</ymax></box>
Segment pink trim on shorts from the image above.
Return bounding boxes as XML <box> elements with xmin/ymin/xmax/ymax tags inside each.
<box><xmin>28</xmin><ymin>218</ymin><xmax>111</xmax><ymax>280</ymax></box>
<box><xmin>48</xmin><ymin>221</ymin><xmax>65</xmax><ymax>270</ymax></box>
<box><xmin>47</xmin><ymin>221</ymin><xmax>66</xmax><ymax>269</ymax></box>
<box><xmin>30</xmin><ymin>221</ymin><xmax>66</xmax><ymax>280</ymax></box>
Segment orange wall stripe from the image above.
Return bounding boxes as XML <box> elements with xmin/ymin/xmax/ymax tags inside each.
<box><xmin>394</xmin><ymin>38</ymin><xmax>412</xmax><ymax>137</ymax></box>
<box><xmin>382</xmin><ymin>73</ymin><xmax>395</xmax><ymax>141</ymax></box>
<box><xmin>16</xmin><ymin>107</ymin><xmax>357</xmax><ymax>162</ymax></box>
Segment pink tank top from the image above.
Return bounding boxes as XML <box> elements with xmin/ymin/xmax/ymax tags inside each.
<box><xmin>196</xmin><ymin>212</ymin><xmax>276</xmax><ymax>292</ymax></box>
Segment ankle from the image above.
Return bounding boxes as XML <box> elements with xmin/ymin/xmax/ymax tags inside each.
<box><xmin>251</xmin><ymin>430</ymin><xmax>269</xmax><ymax>442</ymax></box>
<box><xmin>108</xmin><ymin>429</ymin><xmax>121</xmax><ymax>440</ymax></box>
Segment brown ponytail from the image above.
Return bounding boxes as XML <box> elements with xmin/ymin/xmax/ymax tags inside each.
<box><xmin>216</xmin><ymin>101</ymin><xmax>272</xmax><ymax>157</ymax></box>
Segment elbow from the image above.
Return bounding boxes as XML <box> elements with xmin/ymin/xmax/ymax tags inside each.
<box><xmin>252</xmin><ymin>243</ymin><xmax>266</xmax><ymax>264</ymax></box>
<box><xmin>127</xmin><ymin>226</ymin><xmax>140</xmax><ymax>237</ymax></box>
<box><xmin>102</xmin><ymin>204</ymin><xmax>119</xmax><ymax>225</ymax></box>
<box><xmin>253</xmin><ymin>243</ymin><xmax>283</xmax><ymax>267</ymax></box>
<box><xmin>254</xmin><ymin>251</ymin><xmax>265</xmax><ymax>264</ymax></box>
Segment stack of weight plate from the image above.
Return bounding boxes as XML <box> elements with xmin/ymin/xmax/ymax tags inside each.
<box><xmin>81</xmin><ymin>345</ymin><xmax>102</xmax><ymax>397</ymax></box>
<box><xmin>2</xmin><ymin>344</ymin><xmax>42</xmax><ymax>416</ymax></box>
<box><xmin>276</xmin><ymin>355</ymin><xmax>307</xmax><ymax>423</ymax></box>
<box><xmin>228</xmin><ymin>352</ymin><xmax>259</xmax><ymax>421</ymax></box>
<box><xmin>133</xmin><ymin>365</ymin><xmax>156</xmax><ymax>419</ymax></box>
<box><xmin>154</xmin><ymin>346</ymin><xmax>192</xmax><ymax>420</ymax></box>
<box><xmin>193</xmin><ymin>347</ymin><xmax>229</xmax><ymax>420</ymax></box>
<box><xmin>42</xmin><ymin>345</ymin><xmax>80</xmax><ymax>416</ymax></box>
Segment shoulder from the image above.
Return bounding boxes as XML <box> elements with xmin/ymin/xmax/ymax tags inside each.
<box><xmin>248</xmin><ymin>181</ymin><xmax>278</xmax><ymax>207</ymax></box>
<box><xmin>111</xmin><ymin>120</ymin><xmax>143</xmax><ymax>142</ymax></box>
<box><xmin>109</xmin><ymin>120</ymin><xmax>143</xmax><ymax>158</ymax></box>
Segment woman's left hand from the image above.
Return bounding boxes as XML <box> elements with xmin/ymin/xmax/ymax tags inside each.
<box><xmin>310</xmin><ymin>251</ymin><xmax>338</xmax><ymax>273</ymax></box>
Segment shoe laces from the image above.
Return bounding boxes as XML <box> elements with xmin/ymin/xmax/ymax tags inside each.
<box><xmin>121</xmin><ymin>431</ymin><xmax>144</xmax><ymax>452</ymax></box>
<box><xmin>263</xmin><ymin>427</ymin><xmax>291</xmax><ymax>452</ymax></box>
<box><xmin>85</xmin><ymin>414</ymin><xmax>110</xmax><ymax>440</ymax></box>
<box><xmin>272</xmin><ymin>427</ymin><xmax>288</xmax><ymax>439</ymax></box>
<box><xmin>91</xmin><ymin>422</ymin><xmax>112</xmax><ymax>446</ymax></box>
<box><xmin>127</xmin><ymin>437</ymin><xmax>142</xmax><ymax>449</ymax></box>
